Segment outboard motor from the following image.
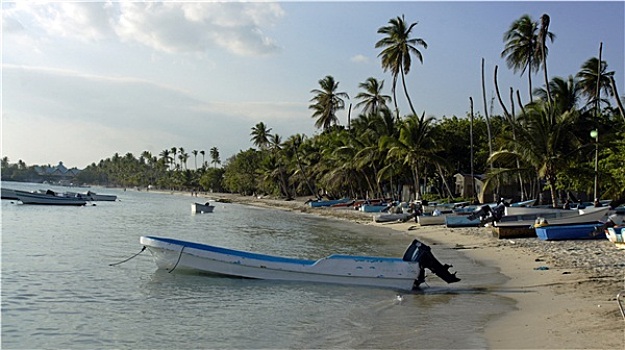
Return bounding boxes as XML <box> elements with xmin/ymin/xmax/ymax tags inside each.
<box><xmin>403</xmin><ymin>239</ymin><xmax>460</xmax><ymax>289</ymax></box>
<box><xmin>468</xmin><ymin>203</ymin><xmax>506</xmax><ymax>225</ymax></box>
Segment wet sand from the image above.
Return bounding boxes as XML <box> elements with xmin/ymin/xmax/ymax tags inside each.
<box><xmin>197</xmin><ymin>193</ymin><xmax>625</xmax><ymax>348</ymax></box>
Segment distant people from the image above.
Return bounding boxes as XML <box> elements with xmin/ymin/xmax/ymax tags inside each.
<box><xmin>594</xmin><ymin>198</ymin><xmax>602</xmax><ymax>207</ymax></box>
<box><xmin>563</xmin><ymin>199</ymin><xmax>571</xmax><ymax>210</ymax></box>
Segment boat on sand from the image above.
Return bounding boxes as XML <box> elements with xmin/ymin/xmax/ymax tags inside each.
<box><xmin>140</xmin><ymin>236</ymin><xmax>460</xmax><ymax>291</ymax></box>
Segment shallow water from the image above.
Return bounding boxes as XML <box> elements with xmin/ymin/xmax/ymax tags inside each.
<box><xmin>1</xmin><ymin>181</ymin><xmax>513</xmax><ymax>349</ymax></box>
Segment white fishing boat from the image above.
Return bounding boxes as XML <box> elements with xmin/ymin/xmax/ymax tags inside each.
<box><xmin>15</xmin><ymin>190</ymin><xmax>87</xmax><ymax>206</ymax></box>
<box><xmin>192</xmin><ymin>202</ymin><xmax>215</xmax><ymax>214</ymax></box>
<box><xmin>74</xmin><ymin>191</ymin><xmax>117</xmax><ymax>201</ymax></box>
<box><xmin>416</xmin><ymin>213</ymin><xmax>447</xmax><ymax>226</ymax></box>
<box><xmin>374</xmin><ymin>212</ymin><xmax>412</xmax><ymax>223</ymax></box>
<box><xmin>496</xmin><ymin>206</ymin><xmax>610</xmax><ymax>228</ymax></box>
<box><xmin>139</xmin><ymin>236</ymin><xmax>461</xmax><ymax>291</ymax></box>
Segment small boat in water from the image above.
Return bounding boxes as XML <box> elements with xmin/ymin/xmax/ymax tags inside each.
<box><xmin>139</xmin><ymin>236</ymin><xmax>461</xmax><ymax>291</ymax></box>
<box><xmin>15</xmin><ymin>190</ymin><xmax>87</xmax><ymax>206</ymax></box>
<box><xmin>192</xmin><ymin>202</ymin><xmax>215</xmax><ymax>214</ymax></box>
<box><xmin>72</xmin><ymin>191</ymin><xmax>117</xmax><ymax>201</ymax></box>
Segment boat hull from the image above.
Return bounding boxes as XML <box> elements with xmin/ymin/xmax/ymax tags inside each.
<box><xmin>445</xmin><ymin>215</ymin><xmax>480</xmax><ymax>228</ymax></box>
<box><xmin>535</xmin><ymin>223</ymin><xmax>606</xmax><ymax>241</ymax></box>
<box><xmin>417</xmin><ymin>214</ymin><xmax>446</xmax><ymax>226</ymax></box>
<box><xmin>606</xmin><ymin>227</ymin><xmax>625</xmax><ymax>249</ymax></box>
<box><xmin>496</xmin><ymin>206</ymin><xmax>610</xmax><ymax>228</ymax></box>
<box><xmin>192</xmin><ymin>202</ymin><xmax>215</xmax><ymax>213</ymax></box>
<box><xmin>140</xmin><ymin>236</ymin><xmax>421</xmax><ymax>291</ymax></box>
<box><xmin>15</xmin><ymin>191</ymin><xmax>87</xmax><ymax>206</ymax></box>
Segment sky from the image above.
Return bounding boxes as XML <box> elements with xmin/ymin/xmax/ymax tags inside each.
<box><xmin>2</xmin><ymin>1</ymin><xmax>624</xmax><ymax>169</ymax></box>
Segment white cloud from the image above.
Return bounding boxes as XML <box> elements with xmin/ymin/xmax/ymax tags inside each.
<box><xmin>350</xmin><ymin>54</ymin><xmax>369</xmax><ymax>63</ymax></box>
<box><xmin>2</xmin><ymin>2</ymin><xmax>285</xmax><ymax>56</ymax></box>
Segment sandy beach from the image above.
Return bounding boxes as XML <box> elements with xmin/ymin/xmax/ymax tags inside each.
<box><xmin>204</xmin><ymin>193</ymin><xmax>625</xmax><ymax>349</ymax></box>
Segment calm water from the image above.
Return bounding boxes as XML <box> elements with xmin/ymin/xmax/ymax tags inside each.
<box><xmin>1</xmin><ymin>181</ymin><xmax>513</xmax><ymax>349</ymax></box>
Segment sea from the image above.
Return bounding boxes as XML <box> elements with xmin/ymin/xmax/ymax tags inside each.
<box><xmin>1</xmin><ymin>181</ymin><xmax>514</xmax><ymax>349</ymax></box>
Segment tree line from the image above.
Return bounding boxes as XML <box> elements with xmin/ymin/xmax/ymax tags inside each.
<box><xmin>3</xmin><ymin>13</ymin><xmax>624</xmax><ymax>206</ymax></box>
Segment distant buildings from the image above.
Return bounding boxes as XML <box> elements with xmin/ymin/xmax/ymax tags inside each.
<box><xmin>34</xmin><ymin>162</ymin><xmax>81</xmax><ymax>180</ymax></box>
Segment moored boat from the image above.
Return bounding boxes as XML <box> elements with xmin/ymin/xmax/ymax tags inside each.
<box><xmin>139</xmin><ymin>236</ymin><xmax>461</xmax><ymax>291</ymax></box>
<box><xmin>76</xmin><ymin>191</ymin><xmax>117</xmax><ymax>201</ymax></box>
<box><xmin>192</xmin><ymin>202</ymin><xmax>215</xmax><ymax>214</ymax></box>
<box><xmin>15</xmin><ymin>190</ymin><xmax>87</xmax><ymax>206</ymax></box>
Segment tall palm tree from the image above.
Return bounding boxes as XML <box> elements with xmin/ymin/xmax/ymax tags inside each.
<box><xmin>159</xmin><ymin>149</ymin><xmax>171</xmax><ymax>170</ymax></box>
<box><xmin>376</xmin><ymin>14</ymin><xmax>427</xmax><ymax>118</ymax></box>
<box><xmin>309</xmin><ymin>75</ymin><xmax>349</xmax><ymax>131</ymax></box>
<box><xmin>200</xmin><ymin>150</ymin><xmax>206</xmax><ymax>169</ymax></box>
<box><xmin>382</xmin><ymin>112</ymin><xmax>437</xmax><ymax>200</ymax></box>
<box><xmin>210</xmin><ymin>147</ymin><xmax>220</xmax><ymax>168</ymax></box>
<box><xmin>250</xmin><ymin>122</ymin><xmax>272</xmax><ymax>150</ymax></box>
<box><xmin>502</xmin><ymin>14</ymin><xmax>540</xmax><ymax>102</ymax></box>
<box><xmin>354</xmin><ymin>77</ymin><xmax>392</xmax><ymax>115</ymax></box>
<box><xmin>537</xmin><ymin>14</ymin><xmax>555</xmax><ymax>104</ymax></box>
<box><xmin>192</xmin><ymin>150</ymin><xmax>198</xmax><ymax>170</ymax></box>
<box><xmin>170</xmin><ymin>147</ymin><xmax>178</xmax><ymax>170</ymax></box>
<box><xmin>576</xmin><ymin>57</ymin><xmax>614</xmax><ymax>111</ymax></box>
<box><xmin>489</xmin><ymin>101</ymin><xmax>580</xmax><ymax>207</ymax></box>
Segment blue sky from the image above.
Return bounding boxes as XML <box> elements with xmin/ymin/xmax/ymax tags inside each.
<box><xmin>2</xmin><ymin>1</ymin><xmax>624</xmax><ymax>169</ymax></box>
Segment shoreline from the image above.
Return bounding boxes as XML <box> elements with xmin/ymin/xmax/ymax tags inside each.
<box><xmin>188</xmin><ymin>192</ymin><xmax>625</xmax><ymax>348</ymax></box>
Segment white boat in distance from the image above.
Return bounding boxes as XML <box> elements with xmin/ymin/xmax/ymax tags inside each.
<box><xmin>15</xmin><ymin>190</ymin><xmax>87</xmax><ymax>206</ymax></box>
<box><xmin>192</xmin><ymin>202</ymin><xmax>215</xmax><ymax>213</ymax></box>
<box><xmin>72</xmin><ymin>191</ymin><xmax>117</xmax><ymax>201</ymax></box>
<box><xmin>140</xmin><ymin>236</ymin><xmax>461</xmax><ymax>291</ymax></box>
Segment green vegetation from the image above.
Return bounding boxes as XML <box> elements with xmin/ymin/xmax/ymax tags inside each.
<box><xmin>3</xmin><ymin>13</ymin><xmax>624</xmax><ymax>204</ymax></box>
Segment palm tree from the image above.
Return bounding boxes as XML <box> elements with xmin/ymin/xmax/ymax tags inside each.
<box><xmin>170</xmin><ymin>147</ymin><xmax>178</xmax><ymax>170</ymax></box>
<box><xmin>354</xmin><ymin>77</ymin><xmax>392</xmax><ymax>115</ymax></box>
<box><xmin>159</xmin><ymin>149</ymin><xmax>171</xmax><ymax>170</ymax></box>
<box><xmin>382</xmin><ymin>112</ymin><xmax>437</xmax><ymax>200</ymax></box>
<box><xmin>250</xmin><ymin>122</ymin><xmax>272</xmax><ymax>150</ymax></box>
<box><xmin>309</xmin><ymin>75</ymin><xmax>349</xmax><ymax>131</ymax></box>
<box><xmin>489</xmin><ymin>101</ymin><xmax>580</xmax><ymax>207</ymax></box>
<box><xmin>537</xmin><ymin>14</ymin><xmax>555</xmax><ymax>104</ymax></box>
<box><xmin>502</xmin><ymin>14</ymin><xmax>540</xmax><ymax>102</ymax></box>
<box><xmin>210</xmin><ymin>147</ymin><xmax>221</xmax><ymax>168</ymax></box>
<box><xmin>192</xmin><ymin>150</ymin><xmax>198</xmax><ymax>170</ymax></box>
<box><xmin>576</xmin><ymin>57</ymin><xmax>614</xmax><ymax>111</ymax></box>
<box><xmin>200</xmin><ymin>150</ymin><xmax>206</xmax><ymax>169</ymax></box>
<box><xmin>534</xmin><ymin>75</ymin><xmax>581</xmax><ymax>113</ymax></box>
<box><xmin>376</xmin><ymin>14</ymin><xmax>427</xmax><ymax>118</ymax></box>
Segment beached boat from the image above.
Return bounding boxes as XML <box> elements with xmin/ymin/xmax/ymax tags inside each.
<box><xmin>535</xmin><ymin>223</ymin><xmax>606</xmax><ymax>241</ymax></box>
<box><xmin>495</xmin><ymin>206</ymin><xmax>610</xmax><ymax>228</ymax></box>
<box><xmin>374</xmin><ymin>212</ymin><xmax>412</xmax><ymax>223</ymax></box>
<box><xmin>417</xmin><ymin>213</ymin><xmax>447</xmax><ymax>226</ymax></box>
<box><xmin>360</xmin><ymin>203</ymin><xmax>393</xmax><ymax>213</ymax></box>
<box><xmin>15</xmin><ymin>190</ymin><xmax>87</xmax><ymax>206</ymax></box>
<box><xmin>192</xmin><ymin>202</ymin><xmax>215</xmax><ymax>214</ymax></box>
<box><xmin>491</xmin><ymin>226</ymin><xmax>536</xmax><ymax>239</ymax></box>
<box><xmin>1</xmin><ymin>187</ymin><xmax>18</xmax><ymax>200</ymax></box>
<box><xmin>445</xmin><ymin>215</ymin><xmax>481</xmax><ymax>228</ymax></box>
<box><xmin>139</xmin><ymin>236</ymin><xmax>461</xmax><ymax>291</ymax></box>
<box><xmin>605</xmin><ymin>226</ymin><xmax>624</xmax><ymax>249</ymax></box>
<box><xmin>307</xmin><ymin>198</ymin><xmax>352</xmax><ymax>208</ymax></box>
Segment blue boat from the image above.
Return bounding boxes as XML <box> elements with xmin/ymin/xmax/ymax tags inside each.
<box><xmin>535</xmin><ymin>223</ymin><xmax>605</xmax><ymax>241</ymax></box>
